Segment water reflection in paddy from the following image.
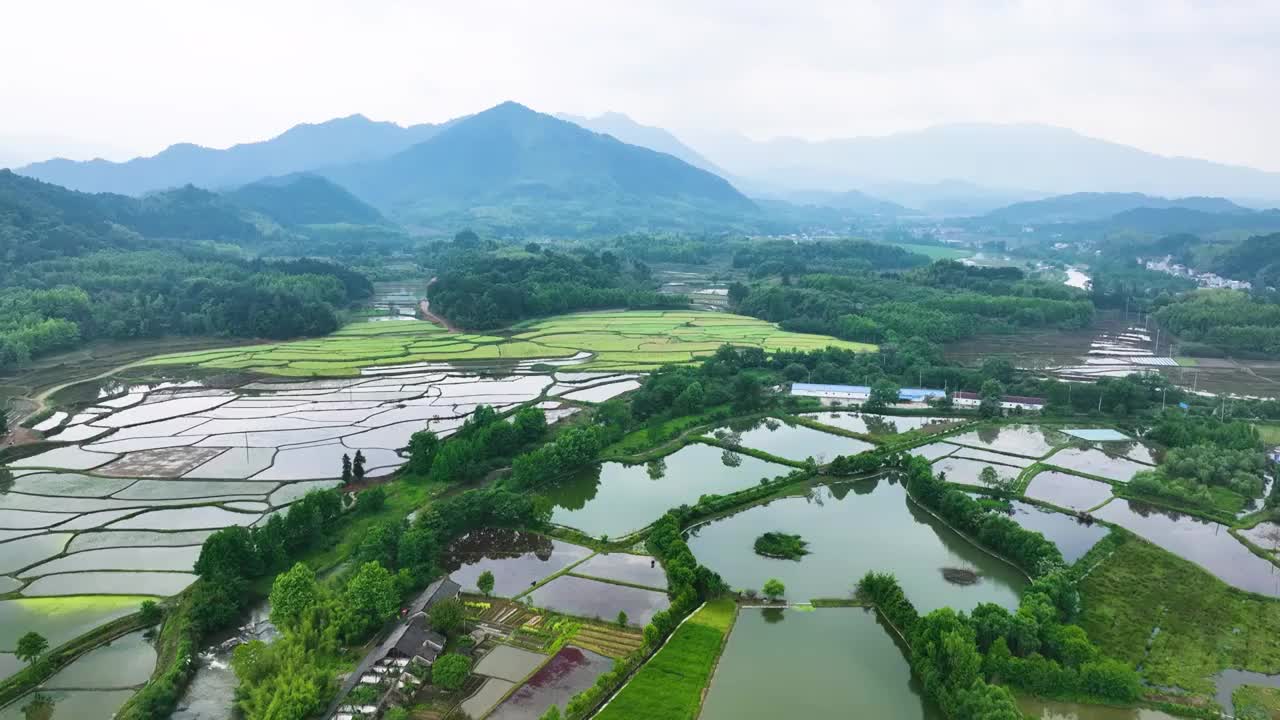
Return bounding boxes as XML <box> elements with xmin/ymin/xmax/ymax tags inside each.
<box><xmin>1095</xmin><ymin>499</ymin><xmax>1280</xmax><ymax>596</ymax></box>
<box><xmin>545</xmin><ymin>443</ymin><xmax>791</xmax><ymax>538</ymax></box>
<box><xmin>717</xmin><ymin>418</ymin><xmax>875</xmax><ymax>462</ymax></box>
<box><xmin>802</xmin><ymin>412</ymin><xmax>958</xmax><ymax>436</ymax></box>
<box><xmin>1003</xmin><ymin>501</ymin><xmax>1109</xmax><ymax>564</ymax></box>
<box><xmin>947</xmin><ymin>425</ymin><xmax>1066</xmax><ymax>458</ymax></box>
<box><xmin>687</xmin><ymin>478</ymin><xmax>1025</xmax><ymax>610</ymax></box>
<box><xmin>1048</xmin><ymin>448</ymin><xmax>1150</xmax><ymax>483</ymax></box>
<box><xmin>1024</xmin><ymin>471</ymin><xmax>1115</xmax><ymax>511</ymax></box>
<box><xmin>700</xmin><ymin>608</ymin><xmax>943</xmax><ymax>720</ymax></box>
<box><xmin>442</xmin><ymin>529</ymin><xmax>592</xmax><ymax>597</ymax></box>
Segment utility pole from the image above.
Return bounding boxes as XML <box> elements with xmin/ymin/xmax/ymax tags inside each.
<box><xmin>1154</xmin><ymin>327</ymin><xmax>1160</xmax><ymax>356</ymax></box>
<box><xmin>1162</xmin><ymin>387</ymin><xmax>1167</xmax><ymax>411</ymax></box>
<box><xmin>1097</xmin><ymin>390</ymin><xmax>1104</xmax><ymax>413</ymax></box>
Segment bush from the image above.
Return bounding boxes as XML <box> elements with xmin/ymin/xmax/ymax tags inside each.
<box><xmin>432</xmin><ymin>654</ymin><xmax>471</xmax><ymax>690</ymax></box>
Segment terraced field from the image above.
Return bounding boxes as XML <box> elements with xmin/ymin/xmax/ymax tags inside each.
<box><xmin>141</xmin><ymin>311</ymin><xmax>876</xmax><ymax>377</ymax></box>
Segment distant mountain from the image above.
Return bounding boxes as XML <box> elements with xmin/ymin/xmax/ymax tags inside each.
<box><xmin>1104</xmin><ymin>207</ymin><xmax>1280</xmax><ymax>236</ymax></box>
<box><xmin>861</xmin><ymin>180</ymin><xmax>1045</xmax><ymax>217</ymax></box>
<box><xmin>227</xmin><ymin>174</ymin><xmax>383</xmax><ymax>227</ymax></box>
<box><xmin>16</xmin><ymin>115</ymin><xmax>446</xmax><ymax>196</ymax></box>
<box><xmin>554</xmin><ymin>112</ymin><xmax>726</xmax><ymax>176</ymax></box>
<box><xmin>682</xmin><ymin>123</ymin><xmax>1280</xmax><ymax>207</ymax></box>
<box><xmin>327</xmin><ymin>102</ymin><xmax>756</xmax><ymax>235</ymax></box>
<box><xmin>985</xmin><ymin>192</ymin><xmax>1252</xmax><ymax>224</ymax></box>
<box><xmin>771</xmin><ymin>189</ymin><xmax>918</xmax><ymax>217</ymax></box>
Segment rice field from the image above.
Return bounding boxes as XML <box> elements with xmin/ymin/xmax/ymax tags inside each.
<box><xmin>141</xmin><ymin>311</ymin><xmax>876</xmax><ymax>377</ymax></box>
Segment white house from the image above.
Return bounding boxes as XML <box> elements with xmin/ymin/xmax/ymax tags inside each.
<box><xmin>952</xmin><ymin>391</ymin><xmax>1046</xmax><ymax>412</ymax></box>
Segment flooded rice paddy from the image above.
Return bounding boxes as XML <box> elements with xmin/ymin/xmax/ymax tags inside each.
<box><xmin>946</xmin><ymin>424</ymin><xmax>1068</xmax><ymax>459</ymax></box>
<box><xmin>572</xmin><ymin>553</ymin><xmax>667</xmax><ymax>589</ymax></box>
<box><xmin>1024</xmin><ymin>471</ymin><xmax>1116</xmax><ymax>511</ymax></box>
<box><xmin>545</xmin><ymin>442</ymin><xmax>791</xmax><ymax>538</ymax></box>
<box><xmin>473</xmin><ymin>645</ymin><xmax>546</xmax><ymax>682</ymax></box>
<box><xmin>801</xmin><ymin>412</ymin><xmax>960</xmax><ymax>436</ymax></box>
<box><xmin>525</xmin><ymin>575</ymin><xmax>670</xmax><ymax>626</ymax></box>
<box><xmin>1002</xmin><ymin>501</ymin><xmax>1109</xmax><ymax>564</ymax></box>
<box><xmin>714</xmin><ymin>418</ymin><xmax>875</xmax><ymax>462</ymax></box>
<box><xmin>1046</xmin><ymin>448</ymin><xmax>1150</xmax><ymax>483</ymax></box>
<box><xmin>487</xmin><ymin>646</ymin><xmax>612</xmax><ymax>720</ymax></box>
<box><xmin>700</xmin><ymin>608</ymin><xmax>942</xmax><ymax>720</ymax></box>
<box><xmin>687</xmin><ymin>478</ymin><xmax>1026</xmax><ymax>610</ymax></box>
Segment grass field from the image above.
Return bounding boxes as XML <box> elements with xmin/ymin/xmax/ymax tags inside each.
<box><xmin>1255</xmin><ymin>424</ymin><xmax>1280</xmax><ymax>445</ymax></box>
<box><xmin>594</xmin><ymin>599</ymin><xmax>737</xmax><ymax>720</ymax></box>
<box><xmin>889</xmin><ymin>242</ymin><xmax>973</xmax><ymax>261</ymax></box>
<box><xmin>1078</xmin><ymin>533</ymin><xmax>1280</xmax><ymax>698</ymax></box>
<box><xmin>1233</xmin><ymin>685</ymin><xmax>1280</xmax><ymax>718</ymax></box>
<box><xmin>142</xmin><ymin>311</ymin><xmax>876</xmax><ymax>377</ymax></box>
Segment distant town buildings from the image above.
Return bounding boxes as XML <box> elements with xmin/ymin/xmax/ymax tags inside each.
<box><xmin>1141</xmin><ymin>256</ymin><xmax>1252</xmax><ymax>290</ymax></box>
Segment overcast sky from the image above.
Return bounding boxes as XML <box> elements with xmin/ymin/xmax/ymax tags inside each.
<box><xmin>3</xmin><ymin>0</ymin><xmax>1278</xmax><ymax>170</ymax></box>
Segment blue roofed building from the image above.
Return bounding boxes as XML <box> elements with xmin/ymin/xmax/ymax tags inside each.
<box><xmin>789</xmin><ymin>383</ymin><xmax>945</xmax><ymax>404</ymax></box>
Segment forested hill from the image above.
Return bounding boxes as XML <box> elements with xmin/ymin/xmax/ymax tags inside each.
<box><xmin>983</xmin><ymin>192</ymin><xmax>1251</xmax><ymax>224</ymax></box>
<box><xmin>423</xmin><ymin>232</ymin><xmax>684</xmax><ymax>330</ymax></box>
<box><xmin>325</xmin><ymin>102</ymin><xmax>758</xmax><ymax>236</ymax></box>
<box><xmin>15</xmin><ymin>114</ymin><xmax>445</xmax><ymax>195</ymax></box>
<box><xmin>226</xmin><ymin>174</ymin><xmax>384</xmax><ymax>226</ymax></box>
<box><xmin>0</xmin><ymin>170</ymin><xmax>372</xmax><ymax>372</ymax></box>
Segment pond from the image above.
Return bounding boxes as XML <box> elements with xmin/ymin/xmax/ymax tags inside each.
<box><xmin>932</xmin><ymin>457</ymin><xmax>1021</xmax><ymax>487</ymax></box>
<box><xmin>1024</xmin><ymin>471</ymin><xmax>1115</xmax><ymax>511</ymax></box>
<box><xmin>442</xmin><ymin>529</ymin><xmax>593</xmax><ymax>597</ymax></box>
<box><xmin>686</xmin><ymin>478</ymin><xmax>1026</xmax><ymax>610</ymax></box>
<box><xmin>1094</xmin><ymin>499</ymin><xmax>1280</xmax><ymax>597</ymax></box>
<box><xmin>545</xmin><ymin>442</ymin><xmax>791</xmax><ymax>538</ymax></box>
<box><xmin>714</xmin><ymin>418</ymin><xmax>875</xmax><ymax>462</ymax></box>
<box><xmin>1047</xmin><ymin>448</ymin><xmax>1149</xmax><ymax>483</ymax></box>
<box><xmin>488</xmin><ymin>646</ymin><xmax>612</xmax><ymax>720</ymax></box>
<box><xmin>700</xmin><ymin>608</ymin><xmax>943</xmax><ymax>720</ymax></box>
<box><xmin>572</xmin><ymin>553</ymin><xmax>667</xmax><ymax>590</ymax></box>
<box><xmin>947</xmin><ymin>425</ymin><xmax>1067</xmax><ymax>459</ymax></box>
<box><xmin>524</xmin><ymin>575</ymin><xmax>669</xmax><ymax>626</ymax></box>
<box><xmin>802</xmin><ymin>413</ymin><xmax>959</xmax><ymax>436</ymax></box>
<box><xmin>1002</xmin><ymin>501</ymin><xmax>1109</xmax><ymax>564</ymax></box>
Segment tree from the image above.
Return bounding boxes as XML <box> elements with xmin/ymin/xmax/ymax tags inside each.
<box><xmin>352</xmin><ymin>450</ymin><xmax>366</xmax><ymax>482</ymax></box>
<box><xmin>139</xmin><ymin>600</ymin><xmax>163</xmax><ymax>625</ymax></box>
<box><xmin>407</xmin><ymin>430</ymin><xmax>440</xmax><ymax>476</ymax></box>
<box><xmin>432</xmin><ymin>653</ymin><xmax>471</xmax><ymax>690</ymax></box>
<box><xmin>477</xmin><ymin>570</ymin><xmax>495</xmax><ymax>597</ymax></box>
<box><xmin>539</xmin><ymin>706</ymin><xmax>563</xmax><ymax>720</ymax></box>
<box><xmin>15</xmin><ymin>632</ymin><xmax>48</xmax><ymax>665</ymax></box>
<box><xmin>617</xmin><ymin>610</ymin><xmax>629</xmax><ymax>627</ymax></box>
<box><xmin>343</xmin><ymin>561</ymin><xmax>399</xmax><ymax>640</ymax></box>
<box><xmin>512</xmin><ymin>407</ymin><xmax>547</xmax><ymax>443</ymax></box>
<box><xmin>865</xmin><ymin>380</ymin><xmax>900</xmax><ymax>412</ymax></box>
<box><xmin>341</xmin><ymin>453</ymin><xmax>352</xmax><ymax>484</ymax></box>
<box><xmin>195</xmin><ymin>526</ymin><xmax>261</xmax><ymax>581</ymax></box>
<box><xmin>979</xmin><ymin>379</ymin><xmax>1004</xmax><ymax>418</ymax></box>
<box><xmin>0</xmin><ymin>407</ymin><xmax>8</xmax><ymax>436</ymax></box>
<box><xmin>673</xmin><ymin>381</ymin><xmax>705</xmax><ymax>416</ymax></box>
<box><xmin>979</xmin><ymin>466</ymin><xmax>999</xmax><ymax>487</ymax></box>
<box><xmin>762</xmin><ymin>578</ymin><xmax>786</xmax><ymax>602</ymax></box>
<box><xmin>270</xmin><ymin>562</ymin><xmax>320</xmax><ymax>630</ymax></box>
<box><xmin>429</xmin><ymin>597</ymin><xmax>466</xmax><ymax>636</ymax></box>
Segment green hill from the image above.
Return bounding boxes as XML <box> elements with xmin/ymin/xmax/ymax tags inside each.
<box><xmin>227</xmin><ymin>174</ymin><xmax>384</xmax><ymax>226</ymax></box>
<box><xmin>327</xmin><ymin>102</ymin><xmax>757</xmax><ymax>236</ymax></box>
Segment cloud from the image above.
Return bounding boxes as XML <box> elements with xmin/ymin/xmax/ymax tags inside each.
<box><xmin>2</xmin><ymin>0</ymin><xmax>1276</xmax><ymax>170</ymax></box>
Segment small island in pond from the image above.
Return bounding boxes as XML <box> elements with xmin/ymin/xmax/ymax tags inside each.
<box><xmin>754</xmin><ymin>532</ymin><xmax>810</xmax><ymax>560</ymax></box>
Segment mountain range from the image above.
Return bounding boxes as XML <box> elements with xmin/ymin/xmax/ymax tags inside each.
<box><xmin>10</xmin><ymin>103</ymin><xmax>1280</xmax><ymax>231</ymax></box>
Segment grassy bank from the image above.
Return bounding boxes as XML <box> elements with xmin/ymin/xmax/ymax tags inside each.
<box><xmin>594</xmin><ymin>599</ymin><xmax>736</xmax><ymax>720</ymax></box>
<box><xmin>1078</xmin><ymin>532</ymin><xmax>1280</xmax><ymax>699</ymax></box>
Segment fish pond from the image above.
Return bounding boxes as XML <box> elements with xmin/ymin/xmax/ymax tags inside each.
<box><xmin>711</xmin><ymin>418</ymin><xmax>875</xmax><ymax>463</ymax></box>
<box><xmin>487</xmin><ymin>646</ymin><xmax>613</xmax><ymax>720</ymax></box>
<box><xmin>524</xmin><ymin>575</ymin><xmax>669</xmax><ymax>627</ymax></box>
<box><xmin>1024</xmin><ymin>471</ymin><xmax>1116</xmax><ymax>511</ymax></box>
<box><xmin>1094</xmin><ymin>499</ymin><xmax>1280</xmax><ymax>597</ymax></box>
<box><xmin>946</xmin><ymin>424</ymin><xmax>1067</xmax><ymax>459</ymax></box>
<box><xmin>1017</xmin><ymin>698</ymin><xmax>1181</xmax><ymax>720</ymax></box>
<box><xmin>442</xmin><ymin>529</ymin><xmax>593</xmax><ymax>597</ymax></box>
<box><xmin>544</xmin><ymin>442</ymin><xmax>792</xmax><ymax>538</ymax></box>
<box><xmin>801</xmin><ymin>412</ymin><xmax>959</xmax><ymax>436</ymax></box>
<box><xmin>686</xmin><ymin>478</ymin><xmax>1025</xmax><ymax>610</ymax></box>
<box><xmin>700</xmin><ymin>608</ymin><xmax>943</xmax><ymax>720</ymax></box>
<box><xmin>1002</xmin><ymin>501</ymin><xmax>1110</xmax><ymax>564</ymax></box>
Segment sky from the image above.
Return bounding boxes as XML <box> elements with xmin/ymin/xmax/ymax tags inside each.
<box><xmin>3</xmin><ymin>0</ymin><xmax>1278</xmax><ymax>170</ymax></box>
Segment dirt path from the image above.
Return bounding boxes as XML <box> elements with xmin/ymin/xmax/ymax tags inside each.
<box><xmin>418</xmin><ymin>277</ymin><xmax>459</xmax><ymax>332</ymax></box>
